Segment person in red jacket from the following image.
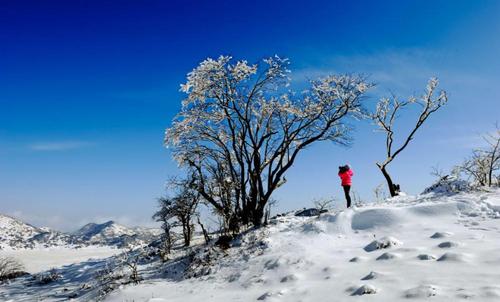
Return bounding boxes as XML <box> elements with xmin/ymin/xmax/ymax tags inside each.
<box><xmin>338</xmin><ymin>164</ymin><xmax>354</xmax><ymax>208</ymax></box>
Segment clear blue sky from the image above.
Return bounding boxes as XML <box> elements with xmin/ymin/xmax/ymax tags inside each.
<box><xmin>1</xmin><ymin>0</ymin><xmax>499</xmax><ymax>231</ymax></box>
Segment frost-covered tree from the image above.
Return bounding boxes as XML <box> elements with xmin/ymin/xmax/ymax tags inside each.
<box><xmin>168</xmin><ymin>177</ymin><xmax>199</xmax><ymax>247</ymax></box>
<box><xmin>152</xmin><ymin>197</ymin><xmax>177</xmax><ymax>257</ymax></box>
<box><xmin>459</xmin><ymin>124</ymin><xmax>500</xmax><ymax>187</ymax></box>
<box><xmin>166</xmin><ymin>55</ymin><xmax>372</xmax><ymax>228</ymax></box>
<box><xmin>154</xmin><ymin>176</ymin><xmax>199</xmax><ymax>248</ymax></box>
<box><xmin>373</xmin><ymin>78</ymin><xmax>448</xmax><ymax>197</ymax></box>
<box><xmin>484</xmin><ymin>124</ymin><xmax>500</xmax><ymax>186</ymax></box>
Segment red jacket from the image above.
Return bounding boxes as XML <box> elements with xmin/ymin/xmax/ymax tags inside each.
<box><xmin>339</xmin><ymin>169</ymin><xmax>354</xmax><ymax>186</ymax></box>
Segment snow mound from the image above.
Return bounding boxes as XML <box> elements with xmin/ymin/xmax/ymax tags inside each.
<box><xmin>417</xmin><ymin>254</ymin><xmax>437</xmax><ymax>260</ymax></box>
<box><xmin>422</xmin><ymin>176</ymin><xmax>470</xmax><ymax>195</ymax></box>
<box><xmin>361</xmin><ymin>271</ymin><xmax>382</xmax><ymax>280</ymax></box>
<box><xmin>376</xmin><ymin>252</ymin><xmax>399</xmax><ymax>261</ymax></box>
<box><xmin>364</xmin><ymin>236</ymin><xmax>402</xmax><ymax>252</ymax></box>
<box><xmin>351</xmin><ymin>209</ymin><xmax>402</xmax><ymax>230</ymax></box>
<box><xmin>437</xmin><ymin>241</ymin><xmax>460</xmax><ymax>248</ymax></box>
<box><xmin>404</xmin><ymin>284</ymin><xmax>437</xmax><ymax>298</ymax></box>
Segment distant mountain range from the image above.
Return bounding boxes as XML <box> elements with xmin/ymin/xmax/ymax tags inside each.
<box><xmin>0</xmin><ymin>213</ymin><xmax>161</xmax><ymax>250</ymax></box>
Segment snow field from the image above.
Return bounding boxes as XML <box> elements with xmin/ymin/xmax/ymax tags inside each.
<box><xmin>105</xmin><ymin>190</ymin><xmax>500</xmax><ymax>302</ymax></box>
<box><xmin>0</xmin><ymin>246</ymin><xmax>122</xmax><ymax>274</ymax></box>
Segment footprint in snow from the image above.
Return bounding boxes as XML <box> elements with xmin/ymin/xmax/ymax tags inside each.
<box><xmin>430</xmin><ymin>231</ymin><xmax>453</xmax><ymax>239</ymax></box>
<box><xmin>404</xmin><ymin>284</ymin><xmax>437</xmax><ymax>298</ymax></box>
<box><xmin>280</xmin><ymin>274</ymin><xmax>298</xmax><ymax>283</ymax></box>
<box><xmin>351</xmin><ymin>284</ymin><xmax>378</xmax><ymax>296</ymax></box>
<box><xmin>376</xmin><ymin>252</ymin><xmax>399</xmax><ymax>261</ymax></box>
<box><xmin>258</xmin><ymin>290</ymin><xmax>287</xmax><ymax>300</ymax></box>
<box><xmin>437</xmin><ymin>241</ymin><xmax>460</xmax><ymax>248</ymax></box>
<box><xmin>437</xmin><ymin>252</ymin><xmax>467</xmax><ymax>262</ymax></box>
<box><xmin>417</xmin><ymin>254</ymin><xmax>437</xmax><ymax>260</ymax></box>
<box><xmin>264</xmin><ymin>258</ymin><xmax>281</xmax><ymax>270</ymax></box>
<box><xmin>361</xmin><ymin>271</ymin><xmax>382</xmax><ymax>280</ymax></box>
<box><xmin>364</xmin><ymin>236</ymin><xmax>402</xmax><ymax>252</ymax></box>
<box><xmin>257</xmin><ymin>292</ymin><xmax>273</xmax><ymax>300</ymax></box>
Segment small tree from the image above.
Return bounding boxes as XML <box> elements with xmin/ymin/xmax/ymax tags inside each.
<box><xmin>169</xmin><ymin>177</ymin><xmax>199</xmax><ymax>247</ymax></box>
<box><xmin>154</xmin><ymin>177</ymin><xmax>199</xmax><ymax>249</ymax></box>
<box><xmin>152</xmin><ymin>197</ymin><xmax>176</xmax><ymax>258</ymax></box>
<box><xmin>483</xmin><ymin>123</ymin><xmax>500</xmax><ymax>186</ymax></box>
<box><xmin>373</xmin><ymin>78</ymin><xmax>448</xmax><ymax>196</ymax></box>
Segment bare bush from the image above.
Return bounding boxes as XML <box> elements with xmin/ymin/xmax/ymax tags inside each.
<box><xmin>119</xmin><ymin>249</ymin><xmax>143</xmax><ymax>285</ymax></box>
<box><xmin>373</xmin><ymin>183</ymin><xmax>388</xmax><ymax>202</ymax></box>
<box><xmin>313</xmin><ymin>197</ymin><xmax>334</xmax><ymax>218</ymax></box>
<box><xmin>0</xmin><ymin>256</ymin><xmax>26</xmax><ymax>282</ymax></box>
<box><xmin>35</xmin><ymin>268</ymin><xmax>61</xmax><ymax>285</ymax></box>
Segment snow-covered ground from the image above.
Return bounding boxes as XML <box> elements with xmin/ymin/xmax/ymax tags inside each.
<box><xmin>105</xmin><ymin>189</ymin><xmax>500</xmax><ymax>302</ymax></box>
<box><xmin>2</xmin><ymin>189</ymin><xmax>500</xmax><ymax>301</ymax></box>
<box><xmin>0</xmin><ymin>246</ymin><xmax>122</xmax><ymax>274</ymax></box>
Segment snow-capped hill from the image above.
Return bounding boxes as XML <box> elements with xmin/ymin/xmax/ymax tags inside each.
<box><xmin>0</xmin><ymin>214</ymin><xmax>42</xmax><ymax>249</ymax></box>
<box><xmin>74</xmin><ymin>221</ymin><xmax>160</xmax><ymax>247</ymax></box>
<box><xmin>0</xmin><ymin>214</ymin><xmax>85</xmax><ymax>249</ymax></box>
<box><xmin>0</xmin><ymin>214</ymin><xmax>161</xmax><ymax>250</ymax></box>
<box><xmin>75</xmin><ymin>221</ymin><xmax>135</xmax><ymax>241</ymax></box>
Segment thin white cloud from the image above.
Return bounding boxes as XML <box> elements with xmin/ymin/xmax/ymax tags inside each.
<box><xmin>29</xmin><ymin>141</ymin><xmax>94</xmax><ymax>151</ymax></box>
<box><xmin>290</xmin><ymin>48</ymin><xmax>496</xmax><ymax>95</ymax></box>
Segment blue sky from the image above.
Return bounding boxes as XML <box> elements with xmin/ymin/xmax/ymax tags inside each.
<box><xmin>1</xmin><ymin>0</ymin><xmax>499</xmax><ymax>231</ymax></box>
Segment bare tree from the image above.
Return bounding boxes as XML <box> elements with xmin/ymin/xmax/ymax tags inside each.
<box><xmin>483</xmin><ymin>123</ymin><xmax>500</xmax><ymax>186</ymax></box>
<box><xmin>459</xmin><ymin>124</ymin><xmax>500</xmax><ymax>187</ymax></box>
<box><xmin>430</xmin><ymin>164</ymin><xmax>447</xmax><ymax>180</ymax></box>
<box><xmin>166</xmin><ymin>55</ymin><xmax>373</xmax><ymax>229</ymax></box>
<box><xmin>373</xmin><ymin>78</ymin><xmax>448</xmax><ymax>196</ymax></box>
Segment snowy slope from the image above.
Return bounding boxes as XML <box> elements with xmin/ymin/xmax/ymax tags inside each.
<box><xmin>103</xmin><ymin>189</ymin><xmax>500</xmax><ymax>302</ymax></box>
<box><xmin>2</xmin><ymin>189</ymin><xmax>500</xmax><ymax>301</ymax></box>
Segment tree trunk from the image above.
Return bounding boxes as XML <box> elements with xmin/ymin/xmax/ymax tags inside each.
<box><xmin>378</xmin><ymin>164</ymin><xmax>398</xmax><ymax>197</ymax></box>
<box><xmin>251</xmin><ymin>205</ymin><xmax>265</xmax><ymax>227</ymax></box>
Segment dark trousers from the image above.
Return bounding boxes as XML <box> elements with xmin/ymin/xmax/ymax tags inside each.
<box><xmin>343</xmin><ymin>185</ymin><xmax>351</xmax><ymax>208</ymax></box>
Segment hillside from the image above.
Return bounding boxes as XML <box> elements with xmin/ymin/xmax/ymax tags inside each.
<box><xmin>2</xmin><ymin>189</ymin><xmax>500</xmax><ymax>301</ymax></box>
<box><xmin>105</xmin><ymin>189</ymin><xmax>500</xmax><ymax>302</ymax></box>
